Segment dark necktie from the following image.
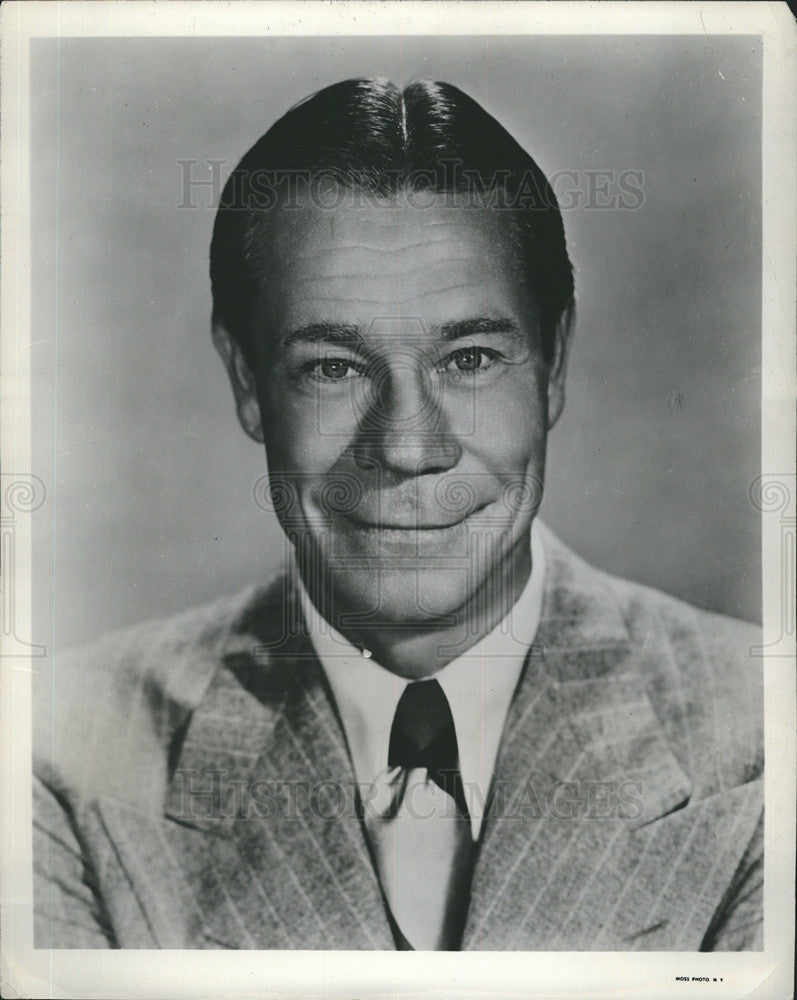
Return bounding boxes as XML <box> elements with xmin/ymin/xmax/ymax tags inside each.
<box><xmin>388</xmin><ymin>679</ymin><xmax>470</xmax><ymax>816</ymax></box>
<box><xmin>365</xmin><ymin>679</ymin><xmax>475</xmax><ymax>950</ymax></box>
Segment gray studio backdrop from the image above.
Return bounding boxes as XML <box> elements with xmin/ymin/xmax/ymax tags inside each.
<box><xmin>30</xmin><ymin>35</ymin><xmax>762</xmax><ymax>652</ymax></box>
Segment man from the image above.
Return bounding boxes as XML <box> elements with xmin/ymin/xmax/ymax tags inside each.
<box><xmin>34</xmin><ymin>78</ymin><xmax>763</xmax><ymax>950</ymax></box>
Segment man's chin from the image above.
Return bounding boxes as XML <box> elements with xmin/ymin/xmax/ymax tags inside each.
<box><xmin>332</xmin><ymin>567</ymin><xmax>476</xmax><ymax>630</ymax></box>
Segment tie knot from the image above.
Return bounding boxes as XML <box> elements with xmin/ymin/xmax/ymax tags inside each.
<box><xmin>388</xmin><ymin>679</ymin><xmax>459</xmax><ymax>775</ymax></box>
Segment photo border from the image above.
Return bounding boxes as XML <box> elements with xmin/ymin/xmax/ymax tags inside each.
<box><xmin>2</xmin><ymin>3</ymin><xmax>794</xmax><ymax>999</ymax></box>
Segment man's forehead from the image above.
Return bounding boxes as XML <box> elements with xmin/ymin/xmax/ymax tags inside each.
<box><xmin>260</xmin><ymin>188</ymin><xmax>518</xmax><ymax>265</ymax></box>
<box><xmin>250</xmin><ymin>188</ymin><xmax>531</xmax><ymax>329</ymax></box>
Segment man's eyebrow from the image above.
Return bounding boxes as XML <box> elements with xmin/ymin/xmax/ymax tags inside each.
<box><xmin>281</xmin><ymin>322</ymin><xmax>363</xmax><ymax>349</ymax></box>
<box><xmin>439</xmin><ymin>317</ymin><xmax>521</xmax><ymax>340</ymax></box>
<box><xmin>281</xmin><ymin>317</ymin><xmax>522</xmax><ymax>349</ymax></box>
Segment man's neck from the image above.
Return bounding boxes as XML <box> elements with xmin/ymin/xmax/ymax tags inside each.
<box><xmin>302</xmin><ymin>534</ymin><xmax>533</xmax><ymax>680</ymax></box>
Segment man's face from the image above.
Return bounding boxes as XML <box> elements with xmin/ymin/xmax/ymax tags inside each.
<box><xmin>219</xmin><ymin>190</ymin><xmax>569</xmax><ymax>627</ymax></box>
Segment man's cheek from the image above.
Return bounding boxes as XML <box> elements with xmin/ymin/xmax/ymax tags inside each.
<box><xmin>260</xmin><ymin>386</ymin><xmax>322</xmax><ymax>463</ymax></box>
<box><xmin>265</xmin><ymin>429</ymin><xmax>328</xmax><ymax>478</ymax></box>
<box><xmin>479</xmin><ymin>399</ymin><xmax>546</xmax><ymax>471</ymax></box>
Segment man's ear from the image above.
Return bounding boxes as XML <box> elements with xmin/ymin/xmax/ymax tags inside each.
<box><xmin>546</xmin><ymin>298</ymin><xmax>575</xmax><ymax>430</ymax></box>
<box><xmin>212</xmin><ymin>322</ymin><xmax>265</xmax><ymax>444</ymax></box>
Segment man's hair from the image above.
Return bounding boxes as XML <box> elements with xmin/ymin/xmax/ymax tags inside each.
<box><xmin>210</xmin><ymin>78</ymin><xmax>574</xmax><ymax>365</ymax></box>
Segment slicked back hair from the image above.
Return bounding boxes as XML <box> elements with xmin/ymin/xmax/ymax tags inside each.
<box><xmin>210</xmin><ymin>78</ymin><xmax>574</xmax><ymax>366</ymax></box>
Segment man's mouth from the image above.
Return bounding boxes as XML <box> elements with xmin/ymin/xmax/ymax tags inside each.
<box><xmin>351</xmin><ymin>521</ymin><xmax>462</xmax><ymax>531</ymax></box>
<box><xmin>345</xmin><ymin>502</ymin><xmax>491</xmax><ymax>532</ymax></box>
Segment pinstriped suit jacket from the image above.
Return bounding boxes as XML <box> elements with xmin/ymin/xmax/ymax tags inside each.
<box><xmin>33</xmin><ymin>526</ymin><xmax>764</xmax><ymax>950</ymax></box>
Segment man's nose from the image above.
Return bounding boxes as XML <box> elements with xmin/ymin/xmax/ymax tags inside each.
<box><xmin>353</xmin><ymin>358</ymin><xmax>462</xmax><ymax>476</ymax></box>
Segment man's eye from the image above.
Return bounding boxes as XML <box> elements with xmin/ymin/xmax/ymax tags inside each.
<box><xmin>442</xmin><ymin>346</ymin><xmax>499</xmax><ymax>375</ymax></box>
<box><xmin>310</xmin><ymin>358</ymin><xmax>363</xmax><ymax>382</ymax></box>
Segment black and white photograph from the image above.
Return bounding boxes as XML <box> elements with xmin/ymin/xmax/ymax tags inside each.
<box><xmin>1</xmin><ymin>3</ymin><xmax>794</xmax><ymax>998</ymax></box>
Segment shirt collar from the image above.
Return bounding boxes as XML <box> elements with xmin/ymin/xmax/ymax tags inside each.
<box><xmin>296</xmin><ymin>520</ymin><xmax>546</xmax><ymax>839</ymax></box>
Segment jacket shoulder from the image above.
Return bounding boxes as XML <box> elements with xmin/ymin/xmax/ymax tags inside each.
<box><xmin>608</xmin><ymin>567</ymin><xmax>763</xmax><ymax>796</ymax></box>
<box><xmin>538</xmin><ymin>525</ymin><xmax>763</xmax><ymax>797</ymax></box>
<box><xmin>34</xmin><ymin>578</ymin><xmax>286</xmax><ymax>810</ymax></box>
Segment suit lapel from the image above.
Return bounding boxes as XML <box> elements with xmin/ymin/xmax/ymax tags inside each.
<box><xmin>463</xmin><ymin>535</ymin><xmax>761</xmax><ymax>951</ymax></box>
<box><xmin>94</xmin><ymin>579</ymin><xmax>393</xmax><ymax>949</ymax></box>
<box><xmin>463</xmin><ymin>531</ymin><xmax>761</xmax><ymax>950</ymax></box>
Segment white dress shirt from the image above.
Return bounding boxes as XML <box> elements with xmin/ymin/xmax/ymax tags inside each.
<box><xmin>296</xmin><ymin>520</ymin><xmax>546</xmax><ymax>841</ymax></box>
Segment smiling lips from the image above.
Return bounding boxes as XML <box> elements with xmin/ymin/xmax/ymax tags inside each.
<box><xmin>345</xmin><ymin>502</ymin><xmax>491</xmax><ymax>532</ymax></box>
